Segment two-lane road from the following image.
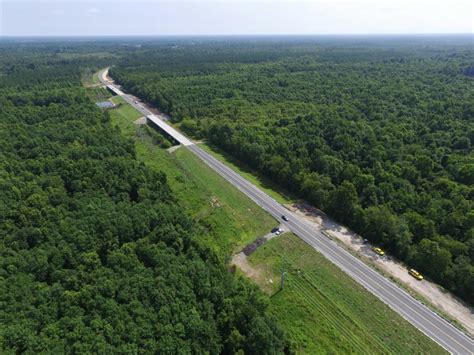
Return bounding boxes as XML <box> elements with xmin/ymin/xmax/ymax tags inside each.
<box><xmin>99</xmin><ymin>69</ymin><xmax>473</xmax><ymax>354</ymax></box>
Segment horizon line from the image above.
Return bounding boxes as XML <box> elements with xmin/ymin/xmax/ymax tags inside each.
<box><xmin>1</xmin><ymin>33</ymin><xmax>473</xmax><ymax>38</ymax></box>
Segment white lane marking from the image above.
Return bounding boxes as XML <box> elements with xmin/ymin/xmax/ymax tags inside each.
<box><xmin>189</xmin><ymin>145</ymin><xmax>473</xmax><ymax>353</ymax></box>
<box><xmin>98</xmin><ymin>75</ymin><xmax>473</xmax><ymax>353</ymax></box>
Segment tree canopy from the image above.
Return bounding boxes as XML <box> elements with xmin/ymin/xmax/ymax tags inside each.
<box><xmin>110</xmin><ymin>36</ymin><xmax>474</xmax><ymax>304</ymax></box>
<box><xmin>0</xmin><ymin>43</ymin><xmax>287</xmax><ymax>353</ymax></box>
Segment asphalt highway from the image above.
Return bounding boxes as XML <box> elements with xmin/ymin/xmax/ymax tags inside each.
<box><xmin>98</xmin><ymin>69</ymin><xmax>473</xmax><ymax>354</ymax></box>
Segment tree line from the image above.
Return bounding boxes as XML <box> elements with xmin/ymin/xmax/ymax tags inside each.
<box><xmin>111</xmin><ymin>37</ymin><xmax>474</xmax><ymax>304</ymax></box>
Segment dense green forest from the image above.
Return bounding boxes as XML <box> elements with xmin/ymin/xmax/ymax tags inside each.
<box><xmin>0</xmin><ymin>43</ymin><xmax>286</xmax><ymax>353</ymax></box>
<box><xmin>110</xmin><ymin>36</ymin><xmax>474</xmax><ymax>304</ymax></box>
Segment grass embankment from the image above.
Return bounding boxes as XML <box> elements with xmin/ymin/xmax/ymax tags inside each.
<box><xmin>107</xmin><ymin>100</ymin><xmax>276</xmax><ymax>257</ymax></box>
<box><xmin>84</xmin><ymin>85</ymin><xmax>111</xmax><ymax>103</ymax></box>
<box><xmin>199</xmin><ymin>143</ymin><xmax>294</xmax><ymax>205</ymax></box>
<box><xmin>81</xmin><ymin>68</ymin><xmax>103</xmax><ymax>87</ymax></box>
<box><xmin>92</xmin><ymin>81</ymin><xmax>444</xmax><ymax>353</ymax></box>
<box><xmin>248</xmin><ymin>233</ymin><xmax>445</xmax><ymax>354</ymax></box>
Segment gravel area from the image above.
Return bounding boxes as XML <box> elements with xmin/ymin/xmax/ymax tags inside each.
<box><xmin>290</xmin><ymin>202</ymin><xmax>474</xmax><ymax>336</ymax></box>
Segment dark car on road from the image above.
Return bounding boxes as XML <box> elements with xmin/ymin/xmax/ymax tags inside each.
<box><xmin>281</xmin><ymin>215</ymin><xmax>289</xmax><ymax>221</ymax></box>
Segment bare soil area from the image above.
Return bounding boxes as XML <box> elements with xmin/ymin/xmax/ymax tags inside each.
<box><xmin>133</xmin><ymin>116</ymin><xmax>147</xmax><ymax>125</ymax></box>
<box><xmin>231</xmin><ymin>227</ymin><xmax>288</xmax><ymax>293</ymax></box>
<box><xmin>167</xmin><ymin>145</ymin><xmax>181</xmax><ymax>153</ymax></box>
<box><xmin>231</xmin><ymin>252</ymin><xmax>274</xmax><ymax>294</ymax></box>
<box><xmin>289</xmin><ymin>201</ymin><xmax>474</xmax><ymax>336</ymax></box>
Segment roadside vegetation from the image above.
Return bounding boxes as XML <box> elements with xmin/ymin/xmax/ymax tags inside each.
<box><xmin>103</xmin><ymin>73</ymin><xmax>445</xmax><ymax>353</ymax></box>
<box><xmin>80</xmin><ymin>68</ymin><xmax>102</xmax><ymax>86</ymax></box>
<box><xmin>111</xmin><ymin>37</ymin><xmax>474</xmax><ymax>305</ymax></box>
<box><xmin>249</xmin><ymin>233</ymin><xmax>445</xmax><ymax>354</ymax></box>
<box><xmin>107</xmin><ymin>96</ymin><xmax>276</xmax><ymax>258</ymax></box>
<box><xmin>199</xmin><ymin>143</ymin><xmax>294</xmax><ymax>205</ymax></box>
<box><xmin>85</xmin><ymin>86</ymin><xmax>111</xmax><ymax>102</ymax></box>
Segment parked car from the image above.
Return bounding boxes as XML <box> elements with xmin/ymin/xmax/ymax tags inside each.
<box><xmin>372</xmin><ymin>247</ymin><xmax>385</xmax><ymax>256</ymax></box>
<box><xmin>409</xmin><ymin>269</ymin><xmax>424</xmax><ymax>281</ymax></box>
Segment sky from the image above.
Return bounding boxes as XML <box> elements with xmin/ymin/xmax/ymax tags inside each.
<box><xmin>1</xmin><ymin>0</ymin><xmax>473</xmax><ymax>36</ymax></box>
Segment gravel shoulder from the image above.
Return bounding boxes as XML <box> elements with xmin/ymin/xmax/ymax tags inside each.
<box><xmin>288</xmin><ymin>202</ymin><xmax>474</xmax><ymax>336</ymax></box>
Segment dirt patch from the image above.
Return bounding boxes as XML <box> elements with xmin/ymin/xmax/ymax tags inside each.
<box><xmin>101</xmin><ymin>69</ymin><xmax>112</xmax><ymax>83</ymax></box>
<box><xmin>231</xmin><ymin>227</ymin><xmax>287</xmax><ymax>293</ymax></box>
<box><xmin>167</xmin><ymin>145</ymin><xmax>181</xmax><ymax>153</ymax></box>
<box><xmin>289</xmin><ymin>201</ymin><xmax>474</xmax><ymax>336</ymax></box>
<box><xmin>133</xmin><ymin>116</ymin><xmax>147</xmax><ymax>125</ymax></box>
<box><xmin>210</xmin><ymin>196</ymin><xmax>222</xmax><ymax>208</ymax></box>
<box><xmin>232</xmin><ymin>252</ymin><xmax>274</xmax><ymax>294</ymax></box>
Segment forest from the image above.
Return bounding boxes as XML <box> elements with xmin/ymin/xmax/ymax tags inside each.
<box><xmin>0</xmin><ymin>43</ymin><xmax>286</xmax><ymax>353</ymax></box>
<box><xmin>110</xmin><ymin>36</ymin><xmax>474</xmax><ymax>304</ymax></box>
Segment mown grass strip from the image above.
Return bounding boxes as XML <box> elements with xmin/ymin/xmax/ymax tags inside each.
<box><xmin>249</xmin><ymin>234</ymin><xmax>446</xmax><ymax>354</ymax></box>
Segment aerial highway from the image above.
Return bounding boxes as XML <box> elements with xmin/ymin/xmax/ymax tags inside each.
<box><xmin>98</xmin><ymin>69</ymin><xmax>474</xmax><ymax>354</ymax></box>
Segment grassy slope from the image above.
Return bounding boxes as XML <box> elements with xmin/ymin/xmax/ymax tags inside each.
<box><xmin>81</xmin><ymin>68</ymin><xmax>103</xmax><ymax>87</ymax></box>
<box><xmin>199</xmin><ymin>143</ymin><xmax>294</xmax><ymax>204</ymax></box>
<box><xmin>85</xmin><ymin>85</ymin><xmax>112</xmax><ymax>103</ymax></box>
<box><xmin>98</xmin><ymin>88</ymin><xmax>444</xmax><ymax>353</ymax></box>
<box><xmin>107</xmin><ymin>100</ymin><xmax>276</xmax><ymax>258</ymax></box>
<box><xmin>248</xmin><ymin>233</ymin><xmax>444</xmax><ymax>354</ymax></box>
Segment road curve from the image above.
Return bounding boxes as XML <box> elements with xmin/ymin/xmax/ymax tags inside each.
<box><xmin>98</xmin><ymin>69</ymin><xmax>473</xmax><ymax>354</ymax></box>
